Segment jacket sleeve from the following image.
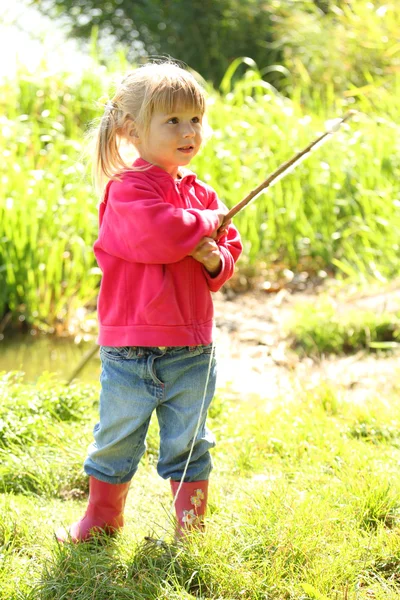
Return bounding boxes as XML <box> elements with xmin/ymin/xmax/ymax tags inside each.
<box><xmin>96</xmin><ymin>179</ymin><xmax>220</xmax><ymax>264</ymax></box>
<box><xmin>201</xmin><ymin>187</ymin><xmax>243</xmax><ymax>292</ymax></box>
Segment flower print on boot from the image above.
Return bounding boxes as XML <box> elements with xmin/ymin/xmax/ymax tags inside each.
<box><xmin>170</xmin><ymin>480</ymin><xmax>208</xmax><ymax>538</ymax></box>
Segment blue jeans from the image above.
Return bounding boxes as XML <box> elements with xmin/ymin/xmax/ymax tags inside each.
<box><xmin>84</xmin><ymin>345</ymin><xmax>217</xmax><ymax>484</ymax></box>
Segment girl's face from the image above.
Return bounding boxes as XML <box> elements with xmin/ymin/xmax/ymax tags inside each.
<box><xmin>135</xmin><ymin>106</ymin><xmax>203</xmax><ymax>179</ymax></box>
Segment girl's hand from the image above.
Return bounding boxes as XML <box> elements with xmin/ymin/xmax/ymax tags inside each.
<box><xmin>216</xmin><ymin>208</ymin><xmax>229</xmax><ymax>227</ymax></box>
<box><xmin>211</xmin><ymin>209</ymin><xmax>231</xmax><ymax>240</ymax></box>
<box><xmin>190</xmin><ymin>237</ymin><xmax>222</xmax><ymax>276</ymax></box>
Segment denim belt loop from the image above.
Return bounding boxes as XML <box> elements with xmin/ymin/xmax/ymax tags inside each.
<box><xmin>127</xmin><ymin>346</ymin><xmax>143</xmax><ymax>358</ymax></box>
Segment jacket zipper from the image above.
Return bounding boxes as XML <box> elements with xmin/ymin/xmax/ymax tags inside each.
<box><xmin>176</xmin><ymin>179</ymin><xmax>196</xmax><ymax>329</ymax></box>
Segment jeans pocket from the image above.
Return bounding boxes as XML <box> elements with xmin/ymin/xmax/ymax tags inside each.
<box><xmin>100</xmin><ymin>346</ymin><xmax>131</xmax><ymax>361</ymax></box>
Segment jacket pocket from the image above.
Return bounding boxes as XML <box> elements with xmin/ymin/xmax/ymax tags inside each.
<box><xmin>143</xmin><ymin>266</ymin><xmax>185</xmax><ymax>326</ymax></box>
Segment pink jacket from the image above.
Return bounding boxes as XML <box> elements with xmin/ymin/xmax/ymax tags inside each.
<box><xmin>94</xmin><ymin>158</ymin><xmax>242</xmax><ymax>346</ymax></box>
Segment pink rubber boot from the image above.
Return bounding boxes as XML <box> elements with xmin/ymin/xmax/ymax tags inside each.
<box><xmin>56</xmin><ymin>477</ymin><xmax>131</xmax><ymax>543</ymax></box>
<box><xmin>170</xmin><ymin>480</ymin><xmax>208</xmax><ymax>538</ymax></box>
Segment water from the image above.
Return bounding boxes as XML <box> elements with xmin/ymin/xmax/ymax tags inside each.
<box><xmin>0</xmin><ymin>334</ymin><xmax>101</xmax><ymax>384</ymax></box>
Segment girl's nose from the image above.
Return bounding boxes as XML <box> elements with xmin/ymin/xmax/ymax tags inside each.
<box><xmin>183</xmin><ymin>123</ymin><xmax>195</xmax><ymax>137</ymax></box>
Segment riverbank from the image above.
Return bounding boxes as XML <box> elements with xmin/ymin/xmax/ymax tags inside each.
<box><xmin>2</xmin><ymin>281</ymin><xmax>400</xmax><ymax>399</ymax></box>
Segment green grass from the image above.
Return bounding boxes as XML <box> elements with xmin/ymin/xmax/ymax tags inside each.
<box><xmin>2</xmin><ymin>372</ymin><xmax>400</xmax><ymax>598</ymax></box>
<box><xmin>287</xmin><ymin>297</ymin><xmax>400</xmax><ymax>357</ymax></box>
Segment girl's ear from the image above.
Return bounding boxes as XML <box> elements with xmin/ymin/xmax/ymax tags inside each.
<box><xmin>130</xmin><ymin>125</ymin><xmax>140</xmax><ymax>143</ymax></box>
<box><xmin>124</xmin><ymin>118</ymin><xmax>140</xmax><ymax>144</ymax></box>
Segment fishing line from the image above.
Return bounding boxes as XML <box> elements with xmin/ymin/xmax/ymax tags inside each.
<box><xmin>145</xmin><ymin>336</ymin><xmax>216</xmax><ymax>547</ymax></box>
<box><xmin>67</xmin><ymin>110</ymin><xmax>358</xmax><ymax>546</ymax></box>
<box><xmin>145</xmin><ymin>111</ymin><xmax>358</xmax><ymax>544</ymax></box>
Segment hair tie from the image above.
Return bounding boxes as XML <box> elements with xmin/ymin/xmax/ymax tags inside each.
<box><xmin>105</xmin><ymin>101</ymin><xmax>116</xmax><ymax>112</ymax></box>
<box><xmin>98</xmin><ymin>95</ymin><xmax>116</xmax><ymax>112</ymax></box>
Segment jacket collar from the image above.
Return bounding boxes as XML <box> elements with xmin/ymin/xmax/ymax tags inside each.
<box><xmin>132</xmin><ymin>158</ymin><xmax>197</xmax><ymax>184</ymax></box>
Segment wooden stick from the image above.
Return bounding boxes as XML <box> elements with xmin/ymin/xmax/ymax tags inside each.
<box><xmin>66</xmin><ymin>113</ymin><xmax>355</xmax><ymax>385</ymax></box>
<box><xmin>220</xmin><ymin>111</ymin><xmax>356</xmax><ymax>227</ymax></box>
<box><xmin>66</xmin><ymin>343</ymin><xmax>99</xmax><ymax>385</ymax></box>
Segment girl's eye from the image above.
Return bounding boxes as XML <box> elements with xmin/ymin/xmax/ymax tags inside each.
<box><xmin>167</xmin><ymin>116</ymin><xmax>201</xmax><ymax>124</ymax></box>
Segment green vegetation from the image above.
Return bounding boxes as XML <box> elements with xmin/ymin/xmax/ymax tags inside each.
<box><xmin>35</xmin><ymin>0</ymin><xmax>282</xmax><ymax>87</ymax></box>
<box><xmin>1</xmin><ymin>59</ymin><xmax>399</xmax><ymax>330</ymax></box>
<box><xmin>0</xmin><ymin>68</ymin><xmax>104</xmax><ymax>330</ymax></box>
<box><xmin>1</xmin><ymin>3</ymin><xmax>400</xmax><ymax>597</ymax></box>
<box><xmin>275</xmin><ymin>0</ymin><xmax>400</xmax><ymax>99</ymax></box>
<box><xmin>1</xmin><ymin>1</ymin><xmax>399</xmax><ymax>331</ymax></box>
<box><xmin>35</xmin><ymin>0</ymin><xmax>399</xmax><ymax>93</ymax></box>
<box><xmin>2</xmin><ymin>373</ymin><xmax>400</xmax><ymax>598</ymax></box>
<box><xmin>288</xmin><ymin>298</ymin><xmax>400</xmax><ymax>356</ymax></box>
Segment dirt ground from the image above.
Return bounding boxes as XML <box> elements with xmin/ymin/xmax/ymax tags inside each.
<box><xmin>213</xmin><ymin>282</ymin><xmax>400</xmax><ymax>403</ymax></box>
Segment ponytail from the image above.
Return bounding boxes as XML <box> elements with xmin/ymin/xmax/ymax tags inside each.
<box><xmin>93</xmin><ymin>102</ymin><xmax>135</xmax><ymax>195</ymax></box>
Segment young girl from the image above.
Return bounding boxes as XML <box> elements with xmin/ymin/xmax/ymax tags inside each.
<box><xmin>56</xmin><ymin>61</ymin><xmax>242</xmax><ymax>543</ymax></box>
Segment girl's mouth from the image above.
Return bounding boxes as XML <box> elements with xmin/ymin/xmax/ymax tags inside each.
<box><xmin>178</xmin><ymin>145</ymin><xmax>194</xmax><ymax>154</ymax></box>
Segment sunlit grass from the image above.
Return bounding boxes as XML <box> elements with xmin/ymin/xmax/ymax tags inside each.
<box><xmin>2</xmin><ymin>373</ymin><xmax>400</xmax><ymax>598</ymax></box>
<box><xmin>287</xmin><ymin>297</ymin><xmax>400</xmax><ymax>357</ymax></box>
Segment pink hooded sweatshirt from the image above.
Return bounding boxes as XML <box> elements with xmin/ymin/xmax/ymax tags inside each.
<box><xmin>94</xmin><ymin>158</ymin><xmax>242</xmax><ymax>347</ymax></box>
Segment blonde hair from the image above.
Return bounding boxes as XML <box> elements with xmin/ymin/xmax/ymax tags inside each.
<box><xmin>93</xmin><ymin>61</ymin><xmax>207</xmax><ymax>193</ymax></box>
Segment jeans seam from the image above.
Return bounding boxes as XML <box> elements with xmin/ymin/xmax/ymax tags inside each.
<box><xmin>125</xmin><ymin>424</ymin><xmax>149</xmax><ymax>477</ymax></box>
